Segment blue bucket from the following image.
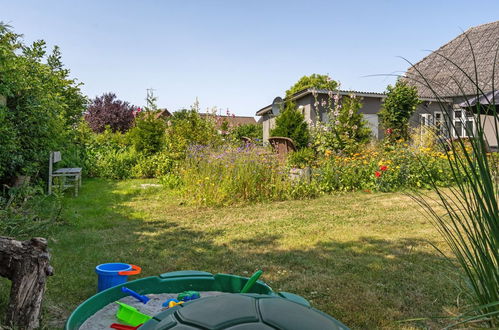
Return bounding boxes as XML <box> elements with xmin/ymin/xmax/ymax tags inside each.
<box><xmin>95</xmin><ymin>263</ymin><xmax>135</xmax><ymax>292</ymax></box>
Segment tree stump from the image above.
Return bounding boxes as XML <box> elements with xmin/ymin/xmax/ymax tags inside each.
<box><xmin>0</xmin><ymin>236</ymin><xmax>54</xmax><ymax>329</ymax></box>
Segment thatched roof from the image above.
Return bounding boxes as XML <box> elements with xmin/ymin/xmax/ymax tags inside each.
<box><xmin>406</xmin><ymin>21</ymin><xmax>499</xmax><ymax>98</ymax></box>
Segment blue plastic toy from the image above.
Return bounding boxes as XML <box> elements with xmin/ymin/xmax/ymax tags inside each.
<box><xmin>95</xmin><ymin>263</ymin><xmax>141</xmax><ymax>292</ymax></box>
<box><xmin>162</xmin><ymin>298</ymin><xmax>183</xmax><ymax>308</ymax></box>
<box><xmin>121</xmin><ymin>286</ymin><xmax>150</xmax><ymax>304</ymax></box>
<box><xmin>177</xmin><ymin>290</ymin><xmax>200</xmax><ymax>301</ymax></box>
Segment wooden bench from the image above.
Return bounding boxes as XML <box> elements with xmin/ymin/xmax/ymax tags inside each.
<box><xmin>48</xmin><ymin>151</ymin><xmax>82</xmax><ymax>196</ymax></box>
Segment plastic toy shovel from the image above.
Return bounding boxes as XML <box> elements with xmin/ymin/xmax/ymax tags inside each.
<box><xmin>110</xmin><ymin>323</ymin><xmax>142</xmax><ymax>330</ymax></box>
<box><xmin>240</xmin><ymin>270</ymin><xmax>263</xmax><ymax>293</ymax></box>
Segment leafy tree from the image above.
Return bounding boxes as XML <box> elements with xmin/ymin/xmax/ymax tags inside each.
<box><xmin>270</xmin><ymin>108</ymin><xmax>310</xmax><ymax>149</ymax></box>
<box><xmin>270</xmin><ymin>74</ymin><xmax>338</xmax><ymax>149</ymax></box>
<box><xmin>230</xmin><ymin>123</ymin><xmax>263</xmax><ymax>141</ymax></box>
<box><xmin>85</xmin><ymin>93</ymin><xmax>137</xmax><ymax>133</ymax></box>
<box><xmin>165</xmin><ymin>108</ymin><xmax>221</xmax><ymax>155</ymax></box>
<box><xmin>379</xmin><ymin>79</ymin><xmax>420</xmax><ymax>142</ymax></box>
<box><xmin>285</xmin><ymin>74</ymin><xmax>339</xmax><ymax>98</ymax></box>
<box><xmin>0</xmin><ymin>23</ymin><xmax>86</xmax><ymax>184</ymax></box>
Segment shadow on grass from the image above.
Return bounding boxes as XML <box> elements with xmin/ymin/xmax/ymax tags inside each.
<box><xmin>27</xmin><ymin>179</ymin><xmax>460</xmax><ymax>329</ymax></box>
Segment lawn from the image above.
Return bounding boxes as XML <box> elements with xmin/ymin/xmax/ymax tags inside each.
<box><xmin>2</xmin><ymin>179</ymin><xmax>462</xmax><ymax>329</ymax></box>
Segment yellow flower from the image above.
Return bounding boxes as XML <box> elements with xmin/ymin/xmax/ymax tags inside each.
<box><xmin>325</xmin><ymin>150</ymin><xmax>332</xmax><ymax>156</ymax></box>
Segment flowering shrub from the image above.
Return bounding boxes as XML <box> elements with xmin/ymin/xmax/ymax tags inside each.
<box><xmin>311</xmin><ymin>92</ymin><xmax>371</xmax><ymax>154</ymax></box>
<box><xmin>315</xmin><ymin>144</ymin><xmax>454</xmax><ymax>192</ymax></box>
<box><xmin>178</xmin><ymin>145</ymin><xmax>318</xmax><ymax>206</ymax></box>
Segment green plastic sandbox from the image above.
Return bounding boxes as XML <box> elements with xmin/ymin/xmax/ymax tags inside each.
<box><xmin>65</xmin><ymin>270</ymin><xmax>310</xmax><ymax>330</ymax></box>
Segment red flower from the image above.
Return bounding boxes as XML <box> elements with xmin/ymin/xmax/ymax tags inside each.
<box><xmin>379</xmin><ymin>165</ymin><xmax>388</xmax><ymax>171</ymax></box>
<box><xmin>386</xmin><ymin>128</ymin><xmax>393</xmax><ymax>135</ymax></box>
<box><xmin>375</xmin><ymin>171</ymin><xmax>382</xmax><ymax>178</ymax></box>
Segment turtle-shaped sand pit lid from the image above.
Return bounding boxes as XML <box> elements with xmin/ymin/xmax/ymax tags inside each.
<box><xmin>138</xmin><ymin>293</ymin><xmax>349</xmax><ymax>330</ymax></box>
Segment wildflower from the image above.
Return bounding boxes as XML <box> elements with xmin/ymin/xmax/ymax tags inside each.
<box><xmin>335</xmin><ymin>120</ymin><xmax>340</xmax><ymax>125</ymax></box>
<box><xmin>386</xmin><ymin>128</ymin><xmax>393</xmax><ymax>135</ymax></box>
<box><xmin>325</xmin><ymin>150</ymin><xmax>332</xmax><ymax>156</ymax></box>
<box><xmin>375</xmin><ymin>171</ymin><xmax>382</xmax><ymax>178</ymax></box>
<box><xmin>379</xmin><ymin>165</ymin><xmax>388</xmax><ymax>171</ymax></box>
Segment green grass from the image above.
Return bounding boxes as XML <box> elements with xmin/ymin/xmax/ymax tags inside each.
<box><xmin>1</xmin><ymin>179</ymin><xmax>463</xmax><ymax>329</ymax></box>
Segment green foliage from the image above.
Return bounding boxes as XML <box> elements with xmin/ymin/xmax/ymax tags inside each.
<box><xmin>287</xmin><ymin>147</ymin><xmax>316</xmax><ymax>168</ymax></box>
<box><xmin>316</xmin><ymin>144</ymin><xmax>453</xmax><ymax>192</ymax></box>
<box><xmin>311</xmin><ymin>94</ymin><xmax>372</xmax><ymax>154</ymax></box>
<box><xmin>131</xmin><ymin>152</ymin><xmax>175</xmax><ymax>178</ymax></box>
<box><xmin>0</xmin><ymin>23</ymin><xmax>86</xmax><ymax>184</ymax></box>
<box><xmin>165</xmin><ymin>109</ymin><xmax>221</xmax><ymax>155</ymax></box>
<box><xmin>129</xmin><ymin>113</ymin><xmax>167</xmax><ymax>154</ymax></box>
<box><xmin>229</xmin><ymin>123</ymin><xmax>263</xmax><ymax>142</ymax></box>
<box><xmin>0</xmin><ymin>185</ymin><xmax>63</xmax><ymax>239</ymax></box>
<box><xmin>285</xmin><ymin>74</ymin><xmax>339</xmax><ymax>98</ymax></box>
<box><xmin>270</xmin><ymin>108</ymin><xmax>310</xmax><ymax>149</ymax></box>
<box><xmin>179</xmin><ymin>145</ymin><xmax>317</xmax><ymax>206</ymax></box>
<box><xmin>379</xmin><ymin>79</ymin><xmax>421</xmax><ymax>142</ymax></box>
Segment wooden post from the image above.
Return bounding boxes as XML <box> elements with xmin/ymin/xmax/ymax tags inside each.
<box><xmin>0</xmin><ymin>236</ymin><xmax>54</xmax><ymax>329</ymax></box>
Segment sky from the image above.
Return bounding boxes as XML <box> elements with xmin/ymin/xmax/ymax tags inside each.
<box><xmin>2</xmin><ymin>0</ymin><xmax>498</xmax><ymax>117</ymax></box>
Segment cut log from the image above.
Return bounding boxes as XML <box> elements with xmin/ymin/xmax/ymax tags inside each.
<box><xmin>0</xmin><ymin>236</ymin><xmax>54</xmax><ymax>329</ymax></box>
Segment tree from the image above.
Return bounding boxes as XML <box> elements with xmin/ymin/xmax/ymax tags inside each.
<box><xmin>85</xmin><ymin>93</ymin><xmax>137</xmax><ymax>133</ymax></box>
<box><xmin>285</xmin><ymin>74</ymin><xmax>339</xmax><ymax>98</ymax></box>
<box><xmin>379</xmin><ymin>79</ymin><xmax>420</xmax><ymax>142</ymax></box>
<box><xmin>270</xmin><ymin>108</ymin><xmax>310</xmax><ymax>149</ymax></box>
<box><xmin>230</xmin><ymin>123</ymin><xmax>263</xmax><ymax>141</ymax></box>
<box><xmin>0</xmin><ymin>23</ymin><xmax>86</xmax><ymax>184</ymax></box>
<box><xmin>165</xmin><ymin>108</ymin><xmax>221</xmax><ymax>154</ymax></box>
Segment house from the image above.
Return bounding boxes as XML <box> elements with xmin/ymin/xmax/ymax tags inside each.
<box><xmin>405</xmin><ymin>20</ymin><xmax>499</xmax><ymax>148</ymax></box>
<box><xmin>256</xmin><ymin>89</ymin><xmax>387</xmax><ymax>143</ymax></box>
<box><xmin>199</xmin><ymin>113</ymin><xmax>257</xmax><ymax>133</ymax></box>
<box><xmin>256</xmin><ymin>21</ymin><xmax>499</xmax><ymax>146</ymax></box>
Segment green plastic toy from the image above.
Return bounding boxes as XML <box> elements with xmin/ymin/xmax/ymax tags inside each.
<box><xmin>240</xmin><ymin>270</ymin><xmax>263</xmax><ymax>293</ymax></box>
<box><xmin>115</xmin><ymin>302</ymin><xmax>152</xmax><ymax>326</ymax></box>
<box><xmin>177</xmin><ymin>290</ymin><xmax>200</xmax><ymax>301</ymax></box>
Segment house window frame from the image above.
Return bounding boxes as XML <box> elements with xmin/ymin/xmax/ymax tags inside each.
<box><xmin>434</xmin><ymin>111</ymin><xmax>443</xmax><ymax>136</ymax></box>
<box><xmin>452</xmin><ymin>109</ymin><xmax>475</xmax><ymax>138</ymax></box>
<box><xmin>420</xmin><ymin>113</ymin><xmax>433</xmax><ymax>126</ymax></box>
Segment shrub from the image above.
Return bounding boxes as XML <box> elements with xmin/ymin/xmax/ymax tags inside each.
<box><xmin>85</xmin><ymin>93</ymin><xmax>138</xmax><ymax>133</ymax></box>
<box><xmin>270</xmin><ymin>108</ymin><xmax>310</xmax><ymax>149</ymax></box>
<box><xmin>311</xmin><ymin>93</ymin><xmax>371</xmax><ymax>154</ymax></box>
<box><xmin>93</xmin><ymin>148</ymin><xmax>138</xmax><ymax>180</ymax></box>
<box><xmin>229</xmin><ymin>123</ymin><xmax>262</xmax><ymax>142</ymax></box>
<box><xmin>315</xmin><ymin>144</ymin><xmax>453</xmax><ymax>192</ymax></box>
<box><xmin>128</xmin><ymin>113</ymin><xmax>166</xmax><ymax>154</ymax></box>
<box><xmin>165</xmin><ymin>109</ymin><xmax>221</xmax><ymax>155</ymax></box>
<box><xmin>379</xmin><ymin>79</ymin><xmax>421</xmax><ymax>143</ymax></box>
<box><xmin>287</xmin><ymin>147</ymin><xmax>316</xmax><ymax>168</ymax></box>
<box><xmin>131</xmin><ymin>152</ymin><xmax>175</xmax><ymax>178</ymax></box>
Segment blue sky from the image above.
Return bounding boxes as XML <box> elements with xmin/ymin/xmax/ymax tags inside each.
<box><xmin>2</xmin><ymin>0</ymin><xmax>498</xmax><ymax>117</ymax></box>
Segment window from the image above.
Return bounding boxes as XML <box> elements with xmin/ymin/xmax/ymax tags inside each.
<box><xmin>420</xmin><ymin>113</ymin><xmax>433</xmax><ymax>126</ymax></box>
<box><xmin>453</xmin><ymin>109</ymin><xmax>474</xmax><ymax>138</ymax></box>
<box><xmin>434</xmin><ymin>112</ymin><xmax>443</xmax><ymax>135</ymax></box>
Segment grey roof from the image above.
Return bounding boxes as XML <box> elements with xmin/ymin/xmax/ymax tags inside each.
<box><xmin>406</xmin><ymin>20</ymin><xmax>499</xmax><ymax>98</ymax></box>
<box><xmin>256</xmin><ymin>88</ymin><xmax>386</xmax><ymax>116</ymax></box>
